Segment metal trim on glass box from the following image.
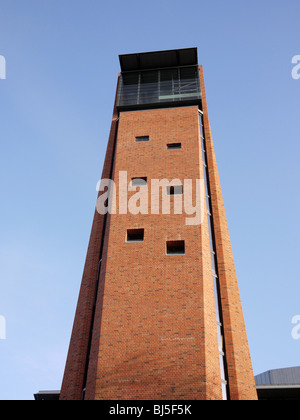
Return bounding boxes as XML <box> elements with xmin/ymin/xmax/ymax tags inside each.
<box><xmin>119</xmin><ymin>48</ymin><xmax>198</xmax><ymax>72</ymax></box>
<box><xmin>117</xmin><ymin>65</ymin><xmax>202</xmax><ymax>111</ymax></box>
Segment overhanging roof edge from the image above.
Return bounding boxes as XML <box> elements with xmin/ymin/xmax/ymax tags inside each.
<box><xmin>119</xmin><ymin>48</ymin><xmax>198</xmax><ymax>72</ymax></box>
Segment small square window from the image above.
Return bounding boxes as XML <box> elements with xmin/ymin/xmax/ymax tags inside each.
<box><xmin>131</xmin><ymin>177</ymin><xmax>147</xmax><ymax>187</ymax></box>
<box><xmin>166</xmin><ymin>240</ymin><xmax>185</xmax><ymax>255</ymax></box>
<box><xmin>167</xmin><ymin>185</ymin><xmax>183</xmax><ymax>195</ymax></box>
<box><xmin>167</xmin><ymin>143</ymin><xmax>182</xmax><ymax>150</ymax></box>
<box><xmin>126</xmin><ymin>229</ymin><xmax>144</xmax><ymax>242</ymax></box>
<box><xmin>135</xmin><ymin>136</ymin><xmax>149</xmax><ymax>142</ymax></box>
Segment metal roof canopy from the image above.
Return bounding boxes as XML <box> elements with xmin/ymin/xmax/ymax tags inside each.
<box><xmin>119</xmin><ymin>48</ymin><xmax>198</xmax><ymax>72</ymax></box>
<box><xmin>255</xmin><ymin>366</ymin><xmax>300</xmax><ymax>386</ymax></box>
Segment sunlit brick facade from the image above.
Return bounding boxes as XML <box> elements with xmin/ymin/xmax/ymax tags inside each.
<box><xmin>60</xmin><ymin>48</ymin><xmax>257</xmax><ymax>400</ymax></box>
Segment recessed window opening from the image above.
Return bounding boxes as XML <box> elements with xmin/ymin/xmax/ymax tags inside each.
<box><xmin>167</xmin><ymin>143</ymin><xmax>182</xmax><ymax>150</ymax></box>
<box><xmin>126</xmin><ymin>229</ymin><xmax>144</xmax><ymax>242</ymax></box>
<box><xmin>166</xmin><ymin>240</ymin><xmax>185</xmax><ymax>255</ymax></box>
<box><xmin>131</xmin><ymin>177</ymin><xmax>147</xmax><ymax>187</ymax></box>
<box><xmin>167</xmin><ymin>185</ymin><xmax>183</xmax><ymax>195</ymax></box>
<box><xmin>135</xmin><ymin>136</ymin><xmax>149</xmax><ymax>142</ymax></box>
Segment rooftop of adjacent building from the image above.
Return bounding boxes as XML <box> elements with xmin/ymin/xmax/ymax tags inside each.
<box><xmin>34</xmin><ymin>366</ymin><xmax>300</xmax><ymax>400</ymax></box>
<box><xmin>34</xmin><ymin>390</ymin><xmax>60</xmax><ymax>401</ymax></box>
<box><xmin>255</xmin><ymin>366</ymin><xmax>300</xmax><ymax>400</ymax></box>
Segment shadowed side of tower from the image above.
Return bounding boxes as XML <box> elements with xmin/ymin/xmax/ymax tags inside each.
<box><xmin>59</xmin><ymin>77</ymin><xmax>120</xmax><ymax>400</ymax></box>
<box><xmin>199</xmin><ymin>66</ymin><xmax>257</xmax><ymax>400</ymax></box>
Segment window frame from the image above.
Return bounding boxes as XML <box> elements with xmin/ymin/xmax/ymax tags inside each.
<box><xmin>167</xmin><ymin>143</ymin><xmax>182</xmax><ymax>150</ymax></box>
<box><xmin>135</xmin><ymin>136</ymin><xmax>149</xmax><ymax>143</ymax></box>
<box><xmin>166</xmin><ymin>240</ymin><xmax>185</xmax><ymax>256</ymax></box>
<box><xmin>166</xmin><ymin>185</ymin><xmax>183</xmax><ymax>196</ymax></box>
<box><xmin>126</xmin><ymin>229</ymin><xmax>145</xmax><ymax>243</ymax></box>
<box><xmin>131</xmin><ymin>177</ymin><xmax>147</xmax><ymax>187</ymax></box>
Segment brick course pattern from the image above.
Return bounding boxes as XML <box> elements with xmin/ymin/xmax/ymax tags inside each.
<box><xmin>60</xmin><ymin>68</ymin><xmax>257</xmax><ymax>400</ymax></box>
<box><xmin>86</xmin><ymin>105</ymin><xmax>222</xmax><ymax>400</ymax></box>
<box><xmin>199</xmin><ymin>66</ymin><xmax>257</xmax><ymax>400</ymax></box>
<box><xmin>60</xmin><ymin>76</ymin><xmax>120</xmax><ymax>401</ymax></box>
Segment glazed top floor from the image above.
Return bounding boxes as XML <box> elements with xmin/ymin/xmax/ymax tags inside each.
<box><xmin>117</xmin><ymin>48</ymin><xmax>202</xmax><ymax>111</ymax></box>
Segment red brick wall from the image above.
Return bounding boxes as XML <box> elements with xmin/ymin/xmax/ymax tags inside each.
<box><xmin>85</xmin><ymin>106</ymin><xmax>223</xmax><ymax>400</ymax></box>
<box><xmin>199</xmin><ymin>66</ymin><xmax>257</xmax><ymax>400</ymax></box>
<box><xmin>59</xmin><ymin>76</ymin><xmax>120</xmax><ymax>401</ymax></box>
<box><xmin>61</xmin><ymin>68</ymin><xmax>257</xmax><ymax>400</ymax></box>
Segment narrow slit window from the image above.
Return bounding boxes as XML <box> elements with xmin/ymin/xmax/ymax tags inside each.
<box><xmin>135</xmin><ymin>136</ymin><xmax>149</xmax><ymax>142</ymax></box>
<box><xmin>167</xmin><ymin>185</ymin><xmax>183</xmax><ymax>195</ymax></box>
<box><xmin>131</xmin><ymin>177</ymin><xmax>147</xmax><ymax>187</ymax></box>
<box><xmin>126</xmin><ymin>229</ymin><xmax>144</xmax><ymax>243</ymax></box>
<box><xmin>167</xmin><ymin>143</ymin><xmax>182</xmax><ymax>150</ymax></box>
<box><xmin>166</xmin><ymin>240</ymin><xmax>185</xmax><ymax>255</ymax></box>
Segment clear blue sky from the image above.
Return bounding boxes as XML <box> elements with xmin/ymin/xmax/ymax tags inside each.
<box><xmin>0</xmin><ymin>0</ymin><xmax>299</xmax><ymax>400</ymax></box>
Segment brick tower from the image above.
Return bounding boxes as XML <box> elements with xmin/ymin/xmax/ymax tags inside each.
<box><xmin>60</xmin><ymin>48</ymin><xmax>257</xmax><ymax>400</ymax></box>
